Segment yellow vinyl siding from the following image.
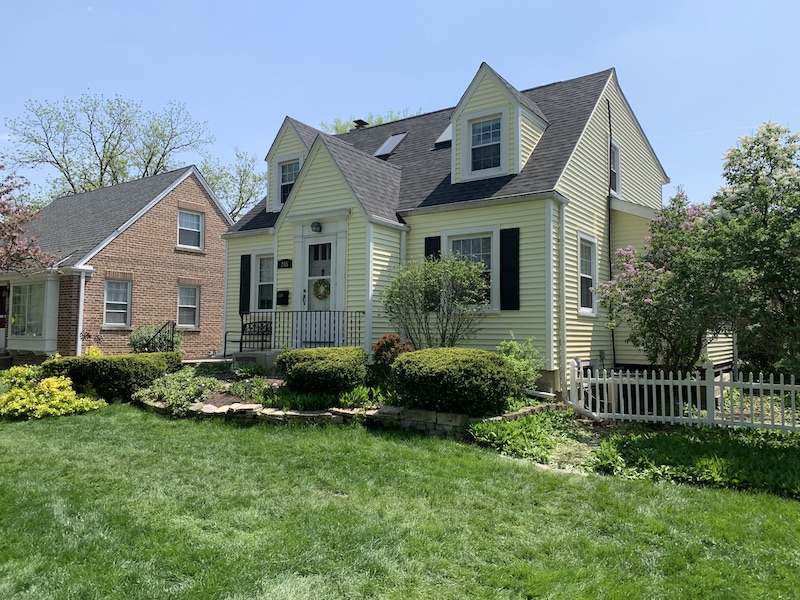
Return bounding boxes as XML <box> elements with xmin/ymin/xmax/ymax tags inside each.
<box><xmin>606</xmin><ymin>79</ymin><xmax>665</xmax><ymax>211</ymax></box>
<box><xmin>611</xmin><ymin>211</ymin><xmax>652</xmax><ymax>365</ymax></box>
<box><xmin>274</xmin><ymin>143</ymin><xmax>368</xmax><ymax>313</ymax></box>
<box><xmin>369</xmin><ymin>224</ymin><xmax>403</xmax><ymax>345</ymax></box>
<box><xmin>223</xmin><ymin>232</ymin><xmax>276</xmax><ymax>343</ymax></box>
<box><xmin>557</xmin><ymin>73</ymin><xmax>666</xmax><ymax>372</ymax></box>
<box><xmin>705</xmin><ymin>334</ymin><xmax>734</xmax><ymax>366</ymax></box>
<box><xmin>520</xmin><ymin>111</ymin><xmax>544</xmax><ymax>169</ymax></box>
<box><xmin>268</xmin><ymin>126</ymin><xmax>309</xmax><ymax>212</ymax></box>
<box><xmin>453</xmin><ymin>73</ymin><xmax>515</xmax><ymax>183</ymax></box>
<box><xmin>402</xmin><ymin>200</ymin><xmax>549</xmax><ymax>359</ymax></box>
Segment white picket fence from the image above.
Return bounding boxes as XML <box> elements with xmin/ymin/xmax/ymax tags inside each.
<box><xmin>569</xmin><ymin>359</ymin><xmax>800</xmax><ymax>431</ymax></box>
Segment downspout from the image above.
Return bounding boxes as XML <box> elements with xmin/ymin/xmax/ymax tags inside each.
<box><xmin>76</xmin><ymin>270</ymin><xmax>86</xmax><ymax>356</ymax></box>
<box><xmin>606</xmin><ymin>99</ymin><xmax>617</xmax><ymax>369</ymax></box>
<box><xmin>559</xmin><ymin>200</ymin><xmax>568</xmax><ymax>398</ymax></box>
<box><xmin>400</xmin><ymin>228</ymin><xmax>407</xmax><ymax>264</ymax></box>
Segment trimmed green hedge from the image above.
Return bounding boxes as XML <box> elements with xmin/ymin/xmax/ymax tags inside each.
<box><xmin>41</xmin><ymin>352</ymin><xmax>183</xmax><ymax>402</ymax></box>
<box><xmin>392</xmin><ymin>347</ymin><xmax>515</xmax><ymax>417</ymax></box>
<box><xmin>277</xmin><ymin>347</ymin><xmax>367</xmax><ymax>394</ymax></box>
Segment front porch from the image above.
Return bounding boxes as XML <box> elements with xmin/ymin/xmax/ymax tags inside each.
<box><xmin>223</xmin><ymin>310</ymin><xmax>366</xmax><ymax>357</ymax></box>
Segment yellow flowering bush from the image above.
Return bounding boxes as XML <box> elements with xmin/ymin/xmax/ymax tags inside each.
<box><xmin>84</xmin><ymin>345</ymin><xmax>104</xmax><ymax>358</ymax></box>
<box><xmin>0</xmin><ymin>374</ymin><xmax>106</xmax><ymax>419</ymax></box>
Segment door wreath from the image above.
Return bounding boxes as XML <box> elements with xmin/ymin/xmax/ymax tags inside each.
<box><xmin>312</xmin><ymin>278</ymin><xmax>331</xmax><ymax>300</ymax></box>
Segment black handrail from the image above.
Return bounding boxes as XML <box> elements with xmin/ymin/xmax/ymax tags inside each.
<box><xmin>143</xmin><ymin>320</ymin><xmax>176</xmax><ymax>352</ymax></box>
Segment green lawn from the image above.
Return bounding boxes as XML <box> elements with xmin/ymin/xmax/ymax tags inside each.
<box><xmin>2</xmin><ymin>405</ymin><xmax>800</xmax><ymax>599</ymax></box>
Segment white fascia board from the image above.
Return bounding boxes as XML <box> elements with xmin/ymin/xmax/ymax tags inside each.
<box><xmin>367</xmin><ymin>215</ymin><xmax>409</xmax><ymax>231</ymax></box>
<box><xmin>221</xmin><ymin>227</ymin><xmax>275</xmax><ymax>239</ymax></box>
<box><xmin>610</xmin><ymin>197</ymin><xmax>656</xmax><ymax>220</ymax></box>
<box><xmin>190</xmin><ymin>165</ymin><xmax>235</xmax><ymax>226</ymax></box>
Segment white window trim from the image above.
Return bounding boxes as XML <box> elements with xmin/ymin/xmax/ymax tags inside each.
<box><xmin>609</xmin><ymin>139</ymin><xmax>622</xmax><ymax>198</ymax></box>
<box><xmin>578</xmin><ymin>232</ymin><xmax>598</xmax><ymax>316</ymax></box>
<box><xmin>177</xmin><ymin>286</ymin><xmax>200</xmax><ymax>328</ymax></box>
<box><xmin>104</xmin><ymin>280</ymin><xmax>131</xmax><ymax>327</ymax></box>
<box><xmin>273</xmin><ymin>153</ymin><xmax>303</xmax><ymax>212</ymax></box>
<box><xmin>460</xmin><ymin>107</ymin><xmax>509</xmax><ymax>182</ymax></box>
<box><xmin>442</xmin><ymin>225</ymin><xmax>500</xmax><ymax>311</ymax></box>
<box><xmin>9</xmin><ymin>282</ymin><xmax>45</xmax><ymax>337</ymax></box>
<box><xmin>253</xmin><ymin>253</ymin><xmax>275</xmax><ymax>312</ymax></box>
<box><xmin>177</xmin><ymin>209</ymin><xmax>205</xmax><ymax>250</ymax></box>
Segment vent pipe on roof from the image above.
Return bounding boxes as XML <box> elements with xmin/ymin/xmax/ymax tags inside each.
<box><xmin>352</xmin><ymin>119</ymin><xmax>369</xmax><ymax>130</ymax></box>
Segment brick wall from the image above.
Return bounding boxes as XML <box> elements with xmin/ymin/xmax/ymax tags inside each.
<box><xmin>57</xmin><ymin>275</ymin><xmax>81</xmax><ymax>355</ymax></box>
<box><xmin>71</xmin><ymin>174</ymin><xmax>229</xmax><ymax>359</ymax></box>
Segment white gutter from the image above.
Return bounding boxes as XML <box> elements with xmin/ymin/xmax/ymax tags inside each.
<box><xmin>76</xmin><ymin>270</ymin><xmax>87</xmax><ymax>356</ymax></box>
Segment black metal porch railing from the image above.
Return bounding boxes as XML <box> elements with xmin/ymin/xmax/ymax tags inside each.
<box><xmin>224</xmin><ymin>311</ymin><xmax>365</xmax><ymax>355</ymax></box>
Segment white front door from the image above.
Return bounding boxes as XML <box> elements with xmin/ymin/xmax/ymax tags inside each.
<box><xmin>298</xmin><ymin>237</ymin><xmax>339</xmax><ymax>347</ymax></box>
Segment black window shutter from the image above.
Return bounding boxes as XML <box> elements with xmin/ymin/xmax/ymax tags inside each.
<box><xmin>239</xmin><ymin>254</ymin><xmax>251</xmax><ymax>314</ymax></box>
<box><xmin>500</xmin><ymin>228</ymin><xmax>520</xmax><ymax>310</ymax></box>
<box><xmin>424</xmin><ymin>236</ymin><xmax>441</xmax><ymax>260</ymax></box>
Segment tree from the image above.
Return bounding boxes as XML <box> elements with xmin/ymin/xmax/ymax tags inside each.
<box><xmin>3</xmin><ymin>93</ymin><xmax>213</xmax><ymax>198</ymax></box>
<box><xmin>200</xmin><ymin>149</ymin><xmax>268</xmax><ymax>221</ymax></box>
<box><xmin>319</xmin><ymin>108</ymin><xmax>422</xmax><ymax>134</ymax></box>
<box><xmin>382</xmin><ymin>255</ymin><xmax>488</xmax><ymax>350</ymax></box>
<box><xmin>596</xmin><ymin>190</ymin><xmax>740</xmax><ymax>374</ymax></box>
<box><xmin>0</xmin><ymin>166</ymin><xmax>54</xmax><ymax>272</ymax></box>
<box><xmin>711</xmin><ymin>121</ymin><xmax>800</xmax><ymax>372</ymax></box>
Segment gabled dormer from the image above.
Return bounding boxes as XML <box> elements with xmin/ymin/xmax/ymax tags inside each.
<box><xmin>264</xmin><ymin>117</ymin><xmax>320</xmax><ymax>213</ymax></box>
<box><xmin>450</xmin><ymin>63</ymin><xmax>549</xmax><ymax>184</ymax></box>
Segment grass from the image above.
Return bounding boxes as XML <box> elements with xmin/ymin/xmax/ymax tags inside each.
<box><xmin>3</xmin><ymin>406</ymin><xmax>800</xmax><ymax>598</ymax></box>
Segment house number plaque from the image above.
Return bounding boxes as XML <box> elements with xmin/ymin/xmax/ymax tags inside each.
<box><xmin>277</xmin><ymin>259</ymin><xmax>293</xmax><ymax>269</ymax></box>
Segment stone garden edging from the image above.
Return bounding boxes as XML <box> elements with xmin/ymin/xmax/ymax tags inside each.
<box><xmin>139</xmin><ymin>399</ymin><xmax>566</xmax><ymax>437</ymax></box>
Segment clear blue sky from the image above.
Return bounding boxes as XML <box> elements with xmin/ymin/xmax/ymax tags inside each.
<box><xmin>2</xmin><ymin>0</ymin><xmax>798</xmax><ymax>204</ymax></box>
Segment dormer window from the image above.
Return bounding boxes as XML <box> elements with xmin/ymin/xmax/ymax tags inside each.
<box><xmin>459</xmin><ymin>108</ymin><xmax>508</xmax><ymax>182</ymax></box>
<box><xmin>471</xmin><ymin>117</ymin><xmax>502</xmax><ymax>171</ymax></box>
<box><xmin>280</xmin><ymin>160</ymin><xmax>300</xmax><ymax>204</ymax></box>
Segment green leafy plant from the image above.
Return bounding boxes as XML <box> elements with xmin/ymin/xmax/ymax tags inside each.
<box><xmin>1</xmin><ymin>364</ymin><xmax>44</xmax><ymax>389</ymax></box>
<box><xmin>132</xmin><ymin>366</ymin><xmax>222</xmax><ymax>417</ymax></box>
<box><xmin>233</xmin><ymin>362</ymin><xmax>267</xmax><ymax>380</ymax></box>
<box><xmin>392</xmin><ymin>347</ymin><xmax>514</xmax><ymax>417</ymax></box>
<box><xmin>338</xmin><ymin>385</ymin><xmax>383</xmax><ymax>409</ymax></box>
<box><xmin>128</xmin><ymin>324</ymin><xmax>183</xmax><ymax>353</ymax></box>
<box><xmin>496</xmin><ymin>333</ymin><xmax>545</xmax><ymax>397</ymax></box>
<box><xmin>229</xmin><ymin>376</ymin><xmax>276</xmax><ymax>405</ymax></box>
<box><xmin>468</xmin><ymin>410</ymin><xmax>576</xmax><ymax>462</ymax></box>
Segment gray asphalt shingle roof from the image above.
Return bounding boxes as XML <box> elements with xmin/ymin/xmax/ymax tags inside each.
<box><xmin>27</xmin><ymin>167</ymin><xmax>194</xmax><ymax>267</ymax></box>
<box><xmin>231</xmin><ymin>68</ymin><xmax>614</xmax><ymax>231</ymax></box>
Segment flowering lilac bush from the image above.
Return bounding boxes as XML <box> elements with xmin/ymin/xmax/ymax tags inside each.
<box><xmin>596</xmin><ymin>190</ymin><xmax>739</xmax><ymax>374</ymax></box>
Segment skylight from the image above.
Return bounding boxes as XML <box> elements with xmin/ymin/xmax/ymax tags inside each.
<box><xmin>373</xmin><ymin>132</ymin><xmax>408</xmax><ymax>157</ymax></box>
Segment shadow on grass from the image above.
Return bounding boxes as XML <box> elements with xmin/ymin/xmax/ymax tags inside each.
<box><xmin>597</xmin><ymin>424</ymin><xmax>800</xmax><ymax>499</ymax></box>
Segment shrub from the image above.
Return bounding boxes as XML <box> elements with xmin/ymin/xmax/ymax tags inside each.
<box><xmin>128</xmin><ymin>323</ymin><xmax>183</xmax><ymax>353</ymax></box>
<box><xmin>370</xmin><ymin>333</ymin><xmax>412</xmax><ymax>386</ymax></box>
<box><xmin>496</xmin><ymin>333</ymin><xmax>545</xmax><ymax>397</ymax></box>
<box><xmin>132</xmin><ymin>366</ymin><xmax>222</xmax><ymax>417</ymax></box>
<box><xmin>1</xmin><ymin>364</ymin><xmax>44</xmax><ymax>389</ymax></box>
<box><xmin>233</xmin><ymin>362</ymin><xmax>267</xmax><ymax>380</ymax></box>
<box><xmin>84</xmin><ymin>345</ymin><xmax>104</xmax><ymax>358</ymax></box>
<box><xmin>42</xmin><ymin>352</ymin><xmax>182</xmax><ymax>402</ymax></box>
<box><xmin>392</xmin><ymin>347</ymin><xmax>515</xmax><ymax>417</ymax></box>
<box><xmin>277</xmin><ymin>347</ymin><xmax>367</xmax><ymax>394</ymax></box>
<box><xmin>0</xmin><ymin>375</ymin><xmax>106</xmax><ymax>419</ymax></box>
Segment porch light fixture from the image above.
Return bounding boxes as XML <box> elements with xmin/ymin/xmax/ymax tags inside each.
<box><xmin>310</xmin><ymin>221</ymin><xmax>322</xmax><ymax>233</ymax></box>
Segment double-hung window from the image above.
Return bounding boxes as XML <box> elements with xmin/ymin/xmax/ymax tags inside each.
<box><xmin>10</xmin><ymin>282</ymin><xmax>45</xmax><ymax>336</ymax></box>
<box><xmin>445</xmin><ymin>227</ymin><xmax>499</xmax><ymax>308</ymax></box>
<box><xmin>279</xmin><ymin>160</ymin><xmax>300</xmax><ymax>204</ymax></box>
<box><xmin>609</xmin><ymin>140</ymin><xmax>621</xmax><ymax>197</ymax></box>
<box><xmin>105</xmin><ymin>280</ymin><xmax>131</xmax><ymax>326</ymax></box>
<box><xmin>471</xmin><ymin>117</ymin><xmax>502</xmax><ymax>172</ymax></box>
<box><xmin>178</xmin><ymin>210</ymin><xmax>203</xmax><ymax>249</ymax></box>
<box><xmin>579</xmin><ymin>234</ymin><xmax>597</xmax><ymax>314</ymax></box>
<box><xmin>256</xmin><ymin>255</ymin><xmax>274</xmax><ymax>310</ymax></box>
<box><xmin>177</xmin><ymin>286</ymin><xmax>199</xmax><ymax>327</ymax></box>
